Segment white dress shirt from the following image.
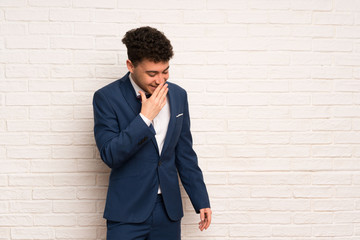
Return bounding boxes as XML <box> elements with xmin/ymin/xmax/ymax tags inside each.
<box><xmin>129</xmin><ymin>74</ymin><xmax>170</xmax><ymax>194</ymax></box>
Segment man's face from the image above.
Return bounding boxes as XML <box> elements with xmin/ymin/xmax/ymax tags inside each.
<box><xmin>127</xmin><ymin>59</ymin><xmax>170</xmax><ymax>95</ymax></box>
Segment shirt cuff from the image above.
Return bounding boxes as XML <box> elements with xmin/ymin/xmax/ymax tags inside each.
<box><xmin>139</xmin><ymin>113</ymin><xmax>152</xmax><ymax>127</ymax></box>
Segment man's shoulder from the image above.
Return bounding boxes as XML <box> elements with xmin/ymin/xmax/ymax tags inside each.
<box><xmin>168</xmin><ymin>81</ymin><xmax>187</xmax><ymax>96</ymax></box>
<box><xmin>95</xmin><ymin>73</ymin><xmax>129</xmax><ymax>96</ymax></box>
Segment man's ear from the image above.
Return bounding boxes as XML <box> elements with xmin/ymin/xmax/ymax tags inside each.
<box><xmin>126</xmin><ymin>60</ymin><xmax>134</xmax><ymax>73</ymax></box>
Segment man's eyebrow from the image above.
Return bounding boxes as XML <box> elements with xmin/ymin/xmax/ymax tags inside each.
<box><xmin>146</xmin><ymin>66</ymin><xmax>170</xmax><ymax>74</ymax></box>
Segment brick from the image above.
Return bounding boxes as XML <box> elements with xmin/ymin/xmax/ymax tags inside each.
<box><xmin>191</xmin><ymin>119</ymin><xmax>225</xmax><ymax>132</ymax></box>
<box><xmin>335</xmin><ymin>212</ymin><xmax>360</xmax><ymax>223</ymax></box>
<box><xmin>291</xmin><ymin>80</ymin><xmax>332</xmax><ymax>92</ymax></box>
<box><xmin>334</xmin><ymin>0</ymin><xmax>360</xmax><ymax>11</ymax></box>
<box><xmin>163</xmin><ymin>26</ymin><xmax>206</xmax><ymax>38</ymax></box>
<box><xmin>9</xmin><ymin>175</ymin><xmax>52</xmax><ymax>186</ymax></box>
<box><xmin>30</xmin><ymin>133</ymin><xmax>72</xmax><ymax>145</ymax></box>
<box><xmin>270</xmin><ymin>94</ymin><xmax>310</xmax><ymax>105</ymax></box>
<box><xmin>335</xmin><ymin>54</ymin><xmax>360</xmax><ymax>66</ymax></box>
<box><xmin>291</xmin><ymin>158</ymin><xmax>333</xmax><ymax>171</ymax></box>
<box><xmin>313</xmin><ymin>173</ymin><xmax>352</xmax><ymax>185</ymax></box>
<box><xmin>54</xmin><ymin>174</ymin><xmax>96</xmax><ymax>186</ymax></box>
<box><xmin>31</xmin><ymin>160</ymin><xmax>78</xmax><ymax>173</ymax></box>
<box><xmin>0</xmin><ymin>161</ymin><xmax>30</xmax><ymax>173</ymax></box>
<box><xmin>6</xmin><ymin>93</ymin><xmax>50</xmax><ymax>106</ymax></box>
<box><xmin>10</xmin><ymin>201</ymin><xmax>52</xmax><ymax>213</ymax></box>
<box><xmin>294</xmin><ymin>187</ymin><xmax>333</xmax><ymax>198</ymax></box>
<box><xmin>5</xmin><ymin>36</ymin><xmax>49</xmax><ymax>49</ymax></box>
<box><xmin>313</xmin><ymin>40</ymin><xmax>353</xmax><ymax>52</ymax></box>
<box><xmin>335</xmin><ymin>80</ymin><xmax>360</xmax><ymax>91</ymax></box>
<box><xmin>229</xmin><ymin>38</ymin><xmax>268</xmax><ymax>50</ymax></box>
<box><xmin>269</xmin><ymin>11</ymin><xmax>311</xmax><ymax>24</ymax></box>
<box><xmin>51</xmin><ymin>66</ymin><xmax>94</xmax><ymax>78</ymax></box>
<box><xmin>53</xmin><ymin>201</ymin><xmax>96</xmax><ymax>213</ymax></box>
<box><xmin>51</xmin><ymin>120</ymin><xmax>93</xmax><ymax>132</ymax></box>
<box><xmin>74</xmin><ymin>0</ymin><xmax>116</xmax><ymax>8</ymax></box>
<box><xmin>95</xmin><ymin>66</ymin><xmax>124</xmax><ymax>79</ymax></box>
<box><xmin>292</xmin><ymin>25</ymin><xmax>334</xmax><ymax>37</ymax></box>
<box><xmin>34</xmin><ymin>215</ymin><xmax>76</xmax><ymax>226</ymax></box>
<box><xmin>228</xmin><ymin>11</ymin><xmax>268</xmax><ymax>23</ymax></box>
<box><xmin>230</xmin><ymin>173</ymin><xmax>310</xmax><ymax>185</ymax></box>
<box><xmin>29</xmin><ymin>51</ymin><xmax>71</xmax><ymax>64</ymax></box>
<box><xmin>249</xmin><ymin>107</ymin><xmax>289</xmax><ymax>119</ymax></box>
<box><xmin>313</xmin><ymin>224</ymin><xmax>353</xmax><ymax>237</ymax></box>
<box><xmin>314</xmin><ymin>13</ymin><xmax>354</xmax><ymax>25</ymax></box>
<box><xmin>184</xmin><ymin>11</ymin><xmax>225</xmax><ymax>23</ymax></box>
<box><xmin>250</xmin><ymin>0</ymin><xmax>290</xmax><ymax>9</ymax></box>
<box><xmin>0</xmin><ymin>80</ymin><xmax>27</xmax><ymax>92</ymax></box>
<box><xmin>248</xmin><ymin>24</ymin><xmax>291</xmax><ymax>37</ymax></box>
<box><xmin>51</xmin><ymin>92</ymin><xmax>92</xmax><ymax>105</ymax></box>
<box><xmin>77</xmin><ymin>187</ymin><xmax>107</xmax><ymax>200</ymax></box>
<box><xmin>228</xmin><ymin>146</ymin><xmax>267</xmax><ymax>157</ymax></box>
<box><xmin>313</xmin><ymin>93</ymin><xmax>353</xmax><ymax>105</ymax></box>
<box><xmin>0</xmin><ymin>0</ymin><xmax>26</xmax><ymax>7</ymax></box>
<box><xmin>52</xmin><ymin>146</ymin><xmax>94</xmax><ymax>159</ymax></box>
<box><xmin>50</xmin><ymin>37</ymin><xmax>94</xmax><ymax>49</ymax></box>
<box><xmin>33</xmin><ymin>188</ymin><xmax>76</xmax><ymax>200</ymax></box>
<box><xmin>50</xmin><ymin>9</ymin><xmax>90</xmax><ymax>22</ymax></box>
<box><xmin>313</xmin><ymin>146</ymin><xmax>352</xmax><ymax>157</ymax></box>
<box><xmin>272</xmin><ymin>226</ymin><xmax>312</xmax><ymax>237</ymax></box>
<box><xmin>73</xmin><ymin>51</ymin><xmax>117</xmax><ymax>64</ymax></box>
<box><xmin>0</xmin><ymin>215</ymin><xmax>32</xmax><ymax>226</ymax></box>
<box><xmin>74</xmin><ymin>23</ymin><xmax>118</xmax><ymax>36</ymax></box>
<box><xmin>230</xmin><ymin>225</ymin><xmax>271</xmax><ymax>237</ymax></box>
<box><xmin>207</xmin><ymin>0</ymin><xmax>247</xmax><ymax>9</ymax></box>
<box><xmin>7</xmin><ymin>147</ymin><xmax>51</xmax><ymax>159</ymax></box>
<box><xmin>270</xmin><ymin>199</ymin><xmax>311</xmax><ymax>211</ymax></box>
<box><xmin>183</xmin><ymin>39</ymin><xmax>225</xmax><ymax>52</ymax></box>
<box><xmin>291</xmin><ymin>0</ymin><xmax>332</xmax><ymax>10</ymax></box>
<box><xmin>291</xmin><ymin>53</ymin><xmax>332</xmax><ymax>66</ymax></box>
<box><xmin>30</xmin><ymin>106</ymin><xmax>73</xmax><ymax>120</ymax></box>
<box><xmin>95</xmin><ymin>38</ymin><xmax>125</xmax><ymax>50</ymax></box>
<box><xmin>228</xmin><ymin>67</ymin><xmax>268</xmax><ymax>79</ymax></box>
<box><xmin>228</xmin><ymin>120</ymin><xmax>268</xmax><ymax>131</ymax></box>
<box><xmin>0</xmin><ymin>23</ymin><xmax>27</xmax><ymax>36</ymax></box>
<box><xmin>6</xmin><ymin>65</ymin><xmax>49</xmax><ymax>78</ymax></box>
<box><xmin>78</xmin><ymin>214</ymin><xmax>104</xmax><ymax>226</ymax></box>
<box><xmin>11</xmin><ymin>228</ymin><xmax>54</xmax><ymax>239</ymax></box>
<box><xmin>0</xmin><ymin>189</ymin><xmax>32</xmax><ymax>200</ymax></box>
<box><xmin>74</xmin><ymin>79</ymin><xmax>114</xmax><ymax>91</ymax></box>
<box><xmin>139</xmin><ymin>11</ymin><xmax>183</xmax><ymax>23</ymax></box>
<box><xmin>7</xmin><ymin>121</ymin><xmax>50</xmax><ymax>132</ymax></box>
<box><xmin>74</xmin><ymin>105</ymin><xmax>93</xmax><ymax>119</ymax></box>
<box><xmin>29</xmin><ymin>0</ymin><xmax>71</xmax><ymax>7</ymax></box>
<box><xmin>313</xmin><ymin>200</ymin><xmax>354</xmax><ymax>211</ymax></box>
<box><xmin>93</xmin><ymin>10</ymin><xmax>136</xmax><ymax>23</ymax></box>
<box><xmin>249</xmin><ymin>80</ymin><xmax>289</xmax><ymax>92</ymax></box>
<box><xmin>73</xmin><ymin>133</ymin><xmax>95</xmax><ymax>145</ymax></box>
<box><xmin>5</xmin><ymin>9</ymin><xmax>48</xmax><ymax>21</ymax></box>
<box><xmin>0</xmin><ymin>51</ymin><xmax>28</xmax><ymax>63</ymax></box>
<box><xmin>0</xmin><ymin>133</ymin><xmax>29</xmax><ymax>145</ymax></box>
<box><xmin>227</xmin><ymin>94</ymin><xmax>269</xmax><ymax>106</ymax></box>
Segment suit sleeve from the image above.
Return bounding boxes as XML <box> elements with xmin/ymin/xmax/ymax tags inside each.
<box><xmin>175</xmin><ymin>92</ymin><xmax>210</xmax><ymax>213</ymax></box>
<box><xmin>93</xmin><ymin>90</ymin><xmax>156</xmax><ymax>169</ymax></box>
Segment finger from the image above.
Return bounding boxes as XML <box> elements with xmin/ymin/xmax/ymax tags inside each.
<box><xmin>159</xmin><ymin>84</ymin><xmax>168</xmax><ymax>100</ymax></box>
<box><xmin>139</xmin><ymin>91</ymin><xmax>146</xmax><ymax>102</ymax></box>
<box><xmin>200</xmin><ymin>209</ymin><xmax>205</xmax><ymax>222</ymax></box>
<box><xmin>205</xmin><ymin>212</ymin><xmax>212</xmax><ymax>229</ymax></box>
<box><xmin>152</xmin><ymin>83</ymin><xmax>164</xmax><ymax>97</ymax></box>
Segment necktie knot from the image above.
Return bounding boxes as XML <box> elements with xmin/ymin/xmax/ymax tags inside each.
<box><xmin>136</xmin><ymin>94</ymin><xmax>151</xmax><ymax>102</ymax></box>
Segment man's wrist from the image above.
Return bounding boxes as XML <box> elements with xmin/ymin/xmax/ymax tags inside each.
<box><xmin>139</xmin><ymin>113</ymin><xmax>152</xmax><ymax>127</ymax></box>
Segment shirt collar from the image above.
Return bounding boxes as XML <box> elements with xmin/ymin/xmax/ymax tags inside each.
<box><xmin>129</xmin><ymin>73</ymin><xmax>144</xmax><ymax>97</ymax></box>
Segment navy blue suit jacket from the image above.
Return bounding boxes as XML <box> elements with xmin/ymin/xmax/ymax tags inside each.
<box><xmin>93</xmin><ymin>73</ymin><xmax>210</xmax><ymax>223</ymax></box>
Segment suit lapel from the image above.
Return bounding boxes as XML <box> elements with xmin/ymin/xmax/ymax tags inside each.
<box><xmin>120</xmin><ymin>73</ymin><xmax>159</xmax><ymax>154</ymax></box>
<box><xmin>120</xmin><ymin>73</ymin><xmax>141</xmax><ymax>116</ymax></box>
<box><xmin>161</xmin><ymin>84</ymin><xmax>176</xmax><ymax>156</ymax></box>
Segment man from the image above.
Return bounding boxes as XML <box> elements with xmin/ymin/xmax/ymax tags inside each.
<box><xmin>93</xmin><ymin>26</ymin><xmax>211</xmax><ymax>240</ymax></box>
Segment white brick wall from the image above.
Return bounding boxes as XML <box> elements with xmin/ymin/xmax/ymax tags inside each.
<box><xmin>1</xmin><ymin>0</ymin><xmax>360</xmax><ymax>239</ymax></box>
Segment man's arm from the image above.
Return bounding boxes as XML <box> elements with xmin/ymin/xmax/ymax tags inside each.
<box><xmin>174</xmin><ymin>91</ymin><xmax>212</xmax><ymax>230</ymax></box>
<box><xmin>93</xmin><ymin>90</ymin><xmax>156</xmax><ymax>169</ymax></box>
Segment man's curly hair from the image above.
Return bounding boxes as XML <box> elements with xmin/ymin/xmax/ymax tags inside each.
<box><xmin>122</xmin><ymin>26</ymin><xmax>174</xmax><ymax>66</ymax></box>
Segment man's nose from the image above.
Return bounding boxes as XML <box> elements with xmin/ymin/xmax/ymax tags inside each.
<box><xmin>155</xmin><ymin>74</ymin><xmax>166</xmax><ymax>84</ymax></box>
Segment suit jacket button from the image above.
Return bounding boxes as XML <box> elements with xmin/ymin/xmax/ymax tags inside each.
<box><xmin>158</xmin><ymin>161</ymin><xmax>162</xmax><ymax>166</ymax></box>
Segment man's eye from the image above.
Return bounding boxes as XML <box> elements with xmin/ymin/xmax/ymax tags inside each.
<box><xmin>163</xmin><ymin>71</ymin><xmax>168</xmax><ymax>74</ymax></box>
<box><xmin>148</xmin><ymin>74</ymin><xmax>156</xmax><ymax>77</ymax></box>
